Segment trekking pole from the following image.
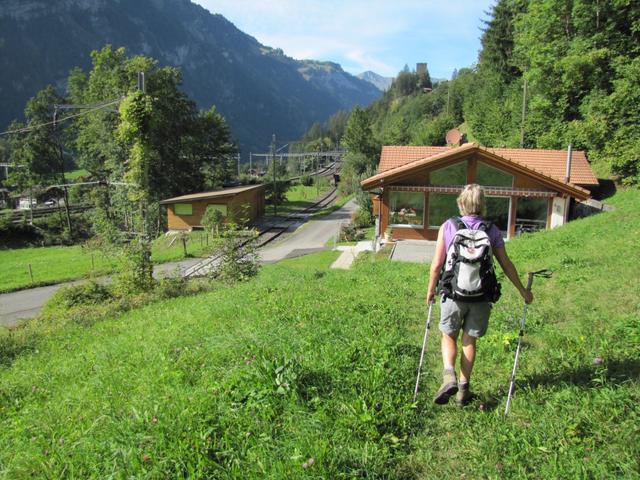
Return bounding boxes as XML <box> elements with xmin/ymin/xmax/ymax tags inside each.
<box><xmin>505</xmin><ymin>269</ymin><xmax>552</xmax><ymax>417</ymax></box>
<box><xmin>413</xmin><ymin>302</ymin><xmax>434</xmax><ymax>402</ymax></box>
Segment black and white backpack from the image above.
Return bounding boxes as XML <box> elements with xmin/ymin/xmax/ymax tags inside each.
<box><xmin>439</xmin><ymin>217</ymin><xmax>501</xmax><ymax>303</ymax></box>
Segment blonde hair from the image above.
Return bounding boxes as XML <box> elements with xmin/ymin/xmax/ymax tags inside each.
<box><xmin>457</xmin><ymin>184</ymin><xmax>485</xmax><ymax>216</ymax></box>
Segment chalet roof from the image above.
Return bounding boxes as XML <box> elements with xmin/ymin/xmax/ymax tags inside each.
<box><xmin>159</xmin><ymin>184</ymin><xmax>264</xmax><ymax>205</ymax></box>
<box><xmin>361</xmin><ymin>143</ymin><xmax>591</xmax><ymax>201</ymax></box>
<box><xmin>378</xmin><ymin>145</ymin><xmax>598</xmax><ymax>185</ymax></box>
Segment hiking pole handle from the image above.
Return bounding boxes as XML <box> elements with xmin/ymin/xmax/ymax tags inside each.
<box><xmin>526</xmin><ymin>272</ymin><xmax>534</xmax><ymax>291</ymax></box>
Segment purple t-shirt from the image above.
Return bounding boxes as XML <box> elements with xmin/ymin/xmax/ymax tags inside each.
<box><xmin>443</xmin><ymin>216</ymin><xmax>505</xmax><ymax>251</ymax></box>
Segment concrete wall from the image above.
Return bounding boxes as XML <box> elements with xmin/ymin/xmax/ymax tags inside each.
<box><xmin>550</xmin><ymin>196</ymin><xmax>570</xmax><ymax>229</ymax></box>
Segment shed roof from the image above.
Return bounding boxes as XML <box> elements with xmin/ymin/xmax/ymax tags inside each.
<box><xmin>362</xmin><ymin>143</ymin><xmax>591</xmax><ymax>201</ymax></box>
<box><xmin>378</xmin><ymin>145</ymin><xmax>598</xmax><ymax>185</ymax></box>
<box><xmin>160</xmin><ymin>184</ymin><xmax>264</xmax><ymax>205</ymax></box>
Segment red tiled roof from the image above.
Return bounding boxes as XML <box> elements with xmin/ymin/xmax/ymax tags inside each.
<box><xmin>378</xmin><ymin>145</ymin><xmax>598</xmax><ymax>185</ymax></box>
<box><xmin>362</xmin><ymin>143</ymin><xmax>591</xmax><ymax>200</ymax></box>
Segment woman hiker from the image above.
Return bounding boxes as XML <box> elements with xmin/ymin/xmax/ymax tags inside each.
<box><xmin>426</xmin><ymin>184</ymin><xmax>533</xmax><ymax>406</ymax></box>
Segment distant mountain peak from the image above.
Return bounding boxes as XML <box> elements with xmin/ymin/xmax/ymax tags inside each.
<box><xmin>357</xmin><ymin>71</ymin><xmax>393</xmax><ymax>92</ymax></box>
<box><xmin>0</xmin><ymin>0</ymin><xmax>381</xmax><ymax>152</ymax></box>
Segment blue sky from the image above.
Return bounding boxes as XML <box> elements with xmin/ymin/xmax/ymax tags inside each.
<box><xmin>193</xmin><ymin>0</ymin><xmax>496</xmax><ymax>79</ymax></box>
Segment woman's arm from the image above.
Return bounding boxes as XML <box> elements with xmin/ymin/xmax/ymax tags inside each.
<box><xmin>493</xmin><ymin>246</ymin><xmax>534</xmax><ymax>304</ymax></box>
<box><xmin>426</xmin><ymin>225</ymin><xmax>446</xmax><ymax>304</ymax></box>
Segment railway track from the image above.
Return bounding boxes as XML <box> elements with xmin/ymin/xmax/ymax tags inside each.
<box><xmin>183</xmin><ymin>187</ymin><xmax>338</xmax><ymax>278</ymax></box>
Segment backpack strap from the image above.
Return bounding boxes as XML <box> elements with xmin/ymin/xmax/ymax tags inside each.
<box><xmin>451</xmin><ymin>216</ymin><xmax>468</xmax><ymax>231</ymax></box>
<box><xmin>476</xmin><ymin>220</ymin><xmax>492</xmax><ymax>232</ymax></box>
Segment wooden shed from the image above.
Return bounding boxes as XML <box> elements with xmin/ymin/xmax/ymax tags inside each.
<box><xmin>362</xmin><ymin>143</ymin><xmax>598</xmax><ymax>241</ymax></box>
<box><xmin>160</xmin><ymin>184</ymin><xmax>265</xmax><ymax>231</ymax></box>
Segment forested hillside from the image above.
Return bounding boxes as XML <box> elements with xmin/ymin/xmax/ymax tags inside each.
<box><xmin>0</xmin><ymin>0</ymin><xmax>380</xmax><ymax>152</ymax></box>
<box><xmin>304</xmin><ymin>0</ymin><xmax>640</xmax><ymax>194</ymax></box>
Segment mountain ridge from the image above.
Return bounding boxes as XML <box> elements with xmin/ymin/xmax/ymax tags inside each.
<box><xmin>357</xmin><ymin>71</ymin><xmax>394</xmax><ymax>92</ymax></box>
<box><xmin>0</xmin><ymin>0</ymin><xmax>381</xmax><ymax>152</ymax></box>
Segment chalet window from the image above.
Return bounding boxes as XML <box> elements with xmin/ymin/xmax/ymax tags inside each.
<box><xmin>430</xmin><ymin>162</ymin><xmax>467</xmax><ymax>185</ymax></box>
<box><xmin>428</xmin><ymin>193</ymin><xmax>459</xmax><ymax>227</ymax></box>
<box><xmin>516</xmin><ymin>197</ymin><xmax>548</xmax><ymax>235</ymax></box>
<box><xmin>174</xmin><ymin>203</ymin><xmax>193</xmax><ymax>216</ymax></box>
<box><xmin>476</xmin><ymin>162</ymin><xmax>513</xmax><ymax>187</ymax></box>
<box><xmin>389</xmin><ymin>191</ymin><xmax>424</xmax><ymax>227</ymax></box>
<box><xmin>485</xmin><ymin>196</ymin><xmax>511</xmax><ymax>236</ymax></box>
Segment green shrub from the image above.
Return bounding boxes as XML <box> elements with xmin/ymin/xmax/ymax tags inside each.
<box><xmin>352</xmin><ymin>207</ymin><xmax>374</xmax><ymax>228</ymax></box>
<box><xmin>340</xmin><ymin>223</ymin><xmax>365</xmax><ymax>242</ymax></box>
<box><xmin>300</xmin><ymin>175</ymin><xmax>314</xmax><ymax>186</ymax></box>
<box><xmin>212</xmin><ymin>227</ymin><xmax>260</xmax><ymax>283</ymax></box>
<box><xmin>46</xmin><ymin>281</ymin><xmax>114</xmax><ymax>310</ymax></box>
<box><xmin>202</xmin><ymin>206</ymin><xmax>226</xmax><ymax>237</ymax></box>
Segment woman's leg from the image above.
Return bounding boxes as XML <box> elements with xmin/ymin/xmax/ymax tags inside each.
<box><xmin>460</xmin><ymin>332</ymin><xmax>476</xmax><ymax>383</ymax></box>
<box><xmin>441</xmin><ymin>331</ymin><xmax>458</xmax><ymax>370</ymax></box>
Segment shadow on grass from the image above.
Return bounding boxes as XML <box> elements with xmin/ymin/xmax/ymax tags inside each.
<box><xmin>521</xmin><ymin>357</ymin><xmax>640</xmax><ymax>388</ymax></box>
<box><xmin>480</xmin><ymin>357</ymin><xmax>640</xmax><ymax>412</ymax></box>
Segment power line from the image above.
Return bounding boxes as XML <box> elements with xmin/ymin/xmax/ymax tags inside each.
<box><xmin>0</xmin><ymin>97</ymin><xmax>123</xmax><ymax>137</ymax></box>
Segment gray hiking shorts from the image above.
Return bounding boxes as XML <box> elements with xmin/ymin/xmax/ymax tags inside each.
<box><xmin>439</xmin><ymin>297</ymin><xmax>492</xmax><ymax>338</ymax></box>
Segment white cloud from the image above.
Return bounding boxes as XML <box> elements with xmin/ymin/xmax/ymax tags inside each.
<box><xmin>194</xmin><ymin>0</ymin><xmax>494</xmax><ymax>77</ymax></box>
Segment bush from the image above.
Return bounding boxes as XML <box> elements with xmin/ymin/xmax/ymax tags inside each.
<box><xmin>300</xmin><ymin>175</ymin><xmax>314</xmax><ymax>186</ymax></box>
<box><xmin>339</xmin><ymin>223</ymin><xmax>365</xmax><ymax>242</ymax></box>
<box><xmin>265</xmin><ymin>179</ymin><xmax>291</xmax><ymax>204</ymax></box>
<box><xmin>352</xmin><ymin>207</ymin><xmax>374</xmax><ymax>229</ymax></box>
<box><xmin>46</xmin><ymin>281</ymin><xmax>114</xmax><ymax>310</ymax></box>
<box><xmin>212</xmin><ymin>227</ymin><xmax>260</xmax><ymax>283</ymax></box>
<box><xmin>202</xmin><ymin>206</ymin><xmax>226</xmax><ymax>237</ymax></box>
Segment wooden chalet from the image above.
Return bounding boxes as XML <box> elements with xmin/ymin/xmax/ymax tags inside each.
<box><xmin>361</xmin><ymin>142</ymin><xmax>599</xmax><ymax>241</ymax></box>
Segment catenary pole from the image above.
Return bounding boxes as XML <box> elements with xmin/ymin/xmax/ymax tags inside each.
<box><xmin>271</xmin><ymin>134</ymin><xmax>277</xmax><ymax>217</ymax></box>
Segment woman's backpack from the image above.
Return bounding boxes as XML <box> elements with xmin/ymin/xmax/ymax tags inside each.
<box><xmin>439</xmin><ymin>217</ymin><xmax>501</xmax><ymax>303</ymax></box>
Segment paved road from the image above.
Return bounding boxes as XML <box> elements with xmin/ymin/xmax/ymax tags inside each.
<box><xmin>0</xmin><ymin>258</ymin><xmax>201</xmax><ymax>328</ymax></box>
<box><xmin>0</xmin><ymin>200</ymin><xmax>357</xmax><ymax>328</ymax></box>
<box><xmin>259</xmin><ymin>199</ymin><xmax>357</xmax><ymax>263</ymax></box>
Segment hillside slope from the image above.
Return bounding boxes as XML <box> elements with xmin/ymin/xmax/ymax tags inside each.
<box><xmin>0</xmin><ymin>0</ymin><xmax>380</xmax><ymax>152</ymax></box>
<box><xmin>0</xmin><ymin>189</ymin><xmax>638</xmax><ymax>478</ymax></box>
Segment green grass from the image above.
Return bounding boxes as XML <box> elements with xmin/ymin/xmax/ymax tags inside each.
<box><xmin>0</xmin><ymin>189</ymin><xmax>638</xmax><ymax>478</ymax></box>
<box><xmin>65</xmin><ymin>169</ymin><xmax>89</xmax><ymax>181</ymax></box>
<box><xmin>272</xmin><ymin>183</ymin><xmax>331</xmax><ymax>216</ymax></box>
<box><xmin>309</xmin><ymin>193</ymin><xmax>352</xmax><ymax>219</ymax></box>
<box><xmin>0</xmin><ymin>184</ymin><xmax>338</xmax><ymax>293</ymax></box>
<box><xmin>150</xmin><ymin>230</ymin><xmax>214</xmax><ymax>263</ymax></box>
<box><xmin>0</xmin><ymin>231</ymin><xmax>214</xmax><ymax>293</ymax></box>
<box><xmin>0</xmin><ymin>245</ymin><xmax>117</xmax><ymax>292</ymax></box>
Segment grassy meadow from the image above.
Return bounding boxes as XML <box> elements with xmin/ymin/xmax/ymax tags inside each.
<box><xmin>0</xmin><ymin>182</ymin><xmax>333</xmax><ymax>293</ymax></box>
<box><xmin>0</xmin><ymin>231</ymin><xmax>213</xmax><ymax>293</ymax></box>
<box><xmin>0</xmin><ymin>189</ymin><xmax>638</xmax><ymax>478</ymax></box>
<box><xmin>273</xmin><ymin>181</ymin><xmax>331</xmax><ymax>216</ymax></box>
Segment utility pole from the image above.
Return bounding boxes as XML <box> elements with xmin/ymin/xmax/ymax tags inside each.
<box><xmin>249</xmin><ymin>152</ymin><xmax>252</xmax><ymax>175</ymax></box>
<box><xmin>315</xmin><ymin>149</ymin><xmax>320</xmax><ymax>197</ymax></box>
<box><xmin>271</xmin><ymin>134</ymin><xmax>277</xmax><ymax>217</ymax></box>
<box><xmin>237</xmin><ymin>152</ymin><xmax>241</xmax><ymax>178</ymax></box>
<box><xmin>520</xmin><ymin>78</ymin><xmax>528</xmax><ymax>148</ymax></box>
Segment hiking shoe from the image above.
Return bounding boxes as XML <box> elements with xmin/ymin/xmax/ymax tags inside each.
<box><xmin>456</xmin><ymin>382</ymin><xmax>473</xmax><ymax>407</ymax></box>
<box><xmin>433</xmin><ymin>369</ymin><xmax>458</xmax><ymax>405</ymax></box>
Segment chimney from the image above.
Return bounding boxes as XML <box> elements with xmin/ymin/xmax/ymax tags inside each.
<box><xmin>565</xmin><ymin>144</ymin><xmax>573</xmax><ymax>183</ymax></box>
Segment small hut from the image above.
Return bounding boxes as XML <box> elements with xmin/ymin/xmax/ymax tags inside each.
<box><xmin>160</xmin><ymin>184</ymin><xmax>265</xmax><ymax>231</ymax></box>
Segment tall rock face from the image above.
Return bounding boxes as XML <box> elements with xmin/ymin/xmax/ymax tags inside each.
<box><xmin>0</xmin><ymin>0</ymin><xmax>381</xmax><ymax>152</ymax></box>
